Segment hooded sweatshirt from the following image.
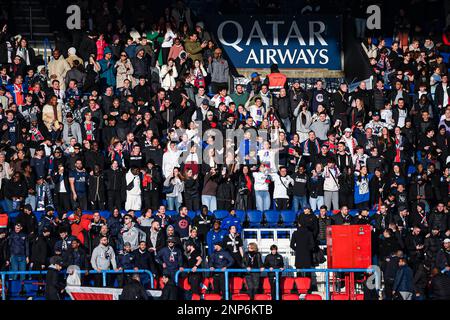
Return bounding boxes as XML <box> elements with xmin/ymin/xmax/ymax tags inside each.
<box><xmin>90</xmin><ymin>243</ymin><xmax>117</xmax><ymax>270</ymax></box>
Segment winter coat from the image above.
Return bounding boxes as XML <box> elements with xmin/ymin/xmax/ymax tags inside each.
<box><xmin>290</xmin><ymin>226</ymin><xmax>315</xmax><ymax>268</ymax></box>
<box><xmin>115</xmin><ymin>59</ymin><xmax>134</xmax><ymax>88</ymax></box>
<box><xmin>48</xmin><ymin>56</ymin><xmax>71</xmax><ymax>91</ymax></box>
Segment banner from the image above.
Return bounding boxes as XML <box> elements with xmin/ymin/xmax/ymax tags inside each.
<box><xmin>65</xmin><ymin>286</ymin><xmax>162</xmax><ymax>300</ymax></box>
<box><xmin>208</xmin><ymin>15</ymin><xmax>342</xmax><ymax>70</ymax></box>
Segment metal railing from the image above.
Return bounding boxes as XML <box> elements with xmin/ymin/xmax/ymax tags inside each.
<box><xmin>0</xmin><ymin>269</ymin><xmax>154</xmax><ymax>300</ymax></box>
<box><xmin>175</xmin><ymin>268</ymin><xmax>378</xmax><ymax>301</ymax></box>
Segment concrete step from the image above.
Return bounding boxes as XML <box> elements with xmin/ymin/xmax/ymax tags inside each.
<box><xmin>16</xmin><ymin>25</ymin><xmax>50</xmax><ymax>33</ymax></box>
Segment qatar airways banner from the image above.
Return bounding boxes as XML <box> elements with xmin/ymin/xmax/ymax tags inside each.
<box><xmin>209</xmin><ymin>15</ymin><xmax>343</xmax><ymax>70</ymax></box>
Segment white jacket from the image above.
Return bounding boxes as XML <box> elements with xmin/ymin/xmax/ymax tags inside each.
<box><xmin>252</xmin><ymin>172</ymin><xmax>269</xmax><ymax>191</ymax></box>
<box><xmin>323</xmin><ymin>166</ymin><xmax>341</xmax><ymax>192</ymax></box>
<box><xmin>270</xmin><ymin>173</ymin><xmax>294</xmax><ymax>199</ymax></box>
<box><xmin>160</xmin><ymin>64</ymin><xmax>178</xmax><ymax>90</ymax></box>
<box><xmin>125</xmin><ymin>170</ymin><xmax>141</xmax><ymax>196</ymax></box>
<box><xmin>162</xmin><ymin>148</ymin><xmax>181</xmax><ymax>178</ymax></box>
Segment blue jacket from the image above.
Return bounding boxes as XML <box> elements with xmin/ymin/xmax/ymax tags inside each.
<box><xmin>156</xmin><ymin>247</ymin><xmax>183</xmax><ymax>271</ymax></box>
<box><xmin>117</xmin><ymin>252</ymin><xmax>135</xmax><ymax>270</ymax></box>
<box><xmin>221</xmin><ymin>216</ymin><xmax>242</xmax><ymax>234</ymax></box>
<box><xmin>208</xmin><ymin>249</ymin><xmax>234</xmax><ymax>269</ymax></box>
<box><xmin>206</xmin><ymin>229</ymin><xmax>227</xmax><ymax>256</ymax></box>
<box><xmin>393</xmin><ymin>265</ymin><xmax>414</xmax><ymax>293</ymax></box>
<box><xmin>99</xmin><ymin>47</ymin><xmax>116</xmax><ymax>87</ymax></box>
<box><xmin>8</xmin><ymin>232</ymin><xmax>29</xmax><ymax>257</ymax></box>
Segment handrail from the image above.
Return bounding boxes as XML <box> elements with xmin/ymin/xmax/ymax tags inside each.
<box><xmin>0</xmin><ymin>269</ymin><xmax>154</xmax><ymax>300</ymax></box>
<box><xmin>175</xmin><ymin>268</ymin><xmax>377</xmax><ymax>301</ymax></box>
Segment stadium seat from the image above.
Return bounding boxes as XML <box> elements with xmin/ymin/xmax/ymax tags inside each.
<box><xmin>180</xmin><ymin>277</ymin><xmax>191</xmax><ymax>291</ymax></box>
<box><xmin>187</xmin><ymin>210</ymin><xmax>197</xmax><ymax>219</ymax></box>
<box><xmin>201</xmin><ymin>277</ymin><xmax>214</xmax><ymax>293</ymax></box>
<box><xmin>282</xmin><ymin>294</ymin><xmax>299</xmax><ymax>300</ymax></box>
<box><xmin>235</xmin><ymin>210</ymin><xmax>247</xmax><ymax>222</ymax></box>
<box><xmin>264</xmin><ymin>210</ymin><xmax>280</xmax><ymax>227</ymax></box>
<box><xmin>192</xmin><ymin>293</ymin><xmax>201</xmax><ymax>300</ymax></box>
<box><xmin>166</xmin><ymin>210</ymin><xmax>177</xmax><ymax>217</ymax></box>
<box><xmin>280</xmin><ymin>210</ymin><xmax>297</xmax><ymax>227</ymax></box>
<box><xmin>232</xmin><ymin>293</ymin><xmax>251</xmax><ymax>300</ymax></box>
<box><xmin>247</xmin><ymin>210</ymin><xmax>263</xmax><ymax>227</ymax></box>
<box><xmin>213</xmin><ymin>210</ymin><xmax>229</xmax><ymax>220</ymax></box>
<box><xmin>204</xmin><ymin>293</ymin><xmax>222</xmax><ymax>300</ymax></box>
<box><xmin>281</xmin><ymin>277</ymin><xmax>295</xmax><ymax>294</ymax></box>
<box><xmin>262</xmin><ymin>277</ymin><xmax>272</xmax><ymax>294</ymax></box>
<box><xmin>230</xmin><ymin>277</ymin><xmax>247</xmax><ymax>294</ymax></box>
<box><xmin>305</xmin><ymin>294</ymin><xmax>323</xmax><ymax>300</ymax></box>
<box><xmin>158</xmin><ymin>277</ymin><xmax>165</xmax><ymax>289</ymax></box>
<box><xmin>254</xmin><ymin>293</ymin><xmax>272</xmax><ymax>300</ymax></box>
<box><xmin>294</xmin><ymin>277</ymin><xmax>311</xmax><ymax>294</ymax></box>
<box><xmin>356</xmin><ymin>294</ymin><xmax>364</xmax><ymax>300</ymax></box>
<box><xmin>331</xmin><ymin>293</ymin><xmax>350</xmax><ymax>300</ymax></box>
<box><xmin>441</xmin><ymin>52</ymin><xmax>450</xmax><ymax>63</ymax></box>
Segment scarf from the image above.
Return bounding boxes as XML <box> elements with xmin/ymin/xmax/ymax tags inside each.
<box><xmin>30</xmin><ymin>126</ymin><xmax>44</xmax><ymax>141</ymax></box>
<box><xmin>13</xmin><ymin>84</ymin><xmax>25</xmax><ymax>106</ymax></box>
<box><xmin>84</xmin><ymin>122</ymin><xmax>94</xmax><ymax>140</ymax></box>
<box><xmin>303</xmin><ymin>138</ymin><xmax>320</xmax><ymax>156</ymax></box>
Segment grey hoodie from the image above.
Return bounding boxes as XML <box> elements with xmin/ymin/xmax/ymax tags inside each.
<box><xmin>310</xmin><ymin>118</ymin><xmax>331</xmax><ymax>141</ymax></box>
<box><xmin>119</xmin><ymin>222</ymin><xmax>146</xmax><ymax>251</ymax></box>
<box><xmin>90</xmin><ymin>244</ymin><xmax>117</xmax><ymax>271</ymax></box>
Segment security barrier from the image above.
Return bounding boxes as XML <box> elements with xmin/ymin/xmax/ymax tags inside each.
<box><xmin>0</xmin><ymin>269</ymin><xmax>154</xmax><ymax>300</ymax></box>
<box><xmin>175</xmin><ymin>268</ymin><xmax>379</xmax><ymax>301</ymax></box>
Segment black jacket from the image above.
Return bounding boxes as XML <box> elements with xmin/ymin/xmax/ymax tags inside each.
<box><xmin>132</xmin><ymin>248</ymin><xmax>157</xmax><ymax>275</ymax></box>
<box><xmin>45</xmin><ymin>267</ymin><xmax>65</xmax><ymax>300</ymax></box>
<box><xmin>430</xmin><ymin>273</ymin><xmax>450</xmax><ymax>300</ymax></box>
<box><xmin>15</xmin><ymin>211</ymin><xmax>38</xmax><ymax>236</ymax></box>
<box><xmin>160</xmin><ymin>280</ymin><xmax>178</xmax><ymax>300</ymax></box>
<box><xmin>119</xmin><ymin>279</ymin><xmax>149</xmax><ymax>300</ymax></box>
<box><xmin>290</xmin><ymin>226</ymin><xmax>315</xmax><ymax>268</ymax></box>
<box><xmin>88</xmin><ymin>174</ymin><xmax>106</xmax><ymax>204</ymax></box>
<box><xmin>104</xmin><ymin>168</ymin><xmax>125</xmax><ymax>192</ymax></box>
<box><xmin>62</xmin><ymin>247</ymin><xmax>89</xmax><ymax>269</ymax></box>
<box><xmin>30</xmin><ymin>234</ymin><xmax>53</xmax><ymax>266</ymax></box>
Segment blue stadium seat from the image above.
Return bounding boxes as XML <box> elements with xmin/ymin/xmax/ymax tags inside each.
<box><xmin>187</xmin><ymin>210</ymin><xmax>197</xmax><ymax>220</ymax></box>
<box><xmin>280</xmin><ymin>210</ymin><xmax>297</xmax><ymax>227</ymax></box>
<box><xmin>264</xmin><ymin>210</ymin><xmax>280</xmax><ymax>227</ymax></box>
<box><xmin>235</xmin><ymin>210</ymin><xmax>247</xmax><ymax>222</ymax></box>
<box><xmin>166</xmin><ymin>210</ymin><xmax>177</xmax><ymax>217</ymax></box>
<box><xmin>349</xmin><ymin>210</ymin><xmax>359</xmax><ymax>217</ymax></box>
<box><xmin>247</xmin><ymin>210</ymin><xmax>263</xmax><ymax>227</ymax></box>
<box><xmin>441</xmin><ymin>52</ymin><xmax>450</xmax><ymax>63</ymax></box>
<box><xmin>213</xmin><ymin>210</ymin><xmax>229</xmax><ymax>220</ymax></box>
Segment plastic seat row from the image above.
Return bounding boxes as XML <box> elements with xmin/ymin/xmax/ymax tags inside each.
<box><xmin>195</xmin><ymin>293</ymin><xmax>323</xmax><ymax>301</ymax></box>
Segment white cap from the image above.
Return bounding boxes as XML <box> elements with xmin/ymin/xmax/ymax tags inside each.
<box><xmin>344</xmin><ymin>128</ymin><xmax>352</xmax><ymax>133</ymax></box>
<box><xmin>68</xmin><ymin>47</ymin><xmax>76</xmax><ymax>55</ymax></box>
<box><xmin>443</xmin><ymin>238</ymin><xmax>450</xmax><ymax>244</ymax></box>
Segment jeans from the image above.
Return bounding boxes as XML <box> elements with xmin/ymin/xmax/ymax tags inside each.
<box><xmin>309</xmin><ymin>196</ymin><xmax>324</xmax><ymax>211</ymax></box>
<box><xmin>281</xmin><ymin>118</ymin><xmax>291</xmax><ymax>134</ymax></box>
<box><xmin>324</xmin><ymin>191</ymin><xmax>339</xmax><ymax>211</ymax></box>
<box><xmin>10</xmin><ymin>255</ymin><xmax>27</xmax><ymax>281</ymax></box>
<box><xmin>167</xmin><ymin>196</ymin><xmax>181</xmax><ymax>211</ymax></box>
<box><xmin>255</xmin><ymin>190</ymin><xmax>271</xmax><ymax>212</ymax></box>
<box><xmin>201</xmin><ymin>195</ymin><xmax>217</xmax><ymax>212</ymax></box>
<box><xmin>292</xmin><ymin>195</ymin><xmax>308</xmax><ymax>212</ymax></box>
<box><xmin>25</xmin><ymin>195</ymin><xmax>36</xmax><ymax>211</ymax></box>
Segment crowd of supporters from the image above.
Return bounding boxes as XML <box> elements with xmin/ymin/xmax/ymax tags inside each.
<box><xmin>0</xmin><ymin>0</ymin><xmax>448</xmax><ymax>300</ymax></box>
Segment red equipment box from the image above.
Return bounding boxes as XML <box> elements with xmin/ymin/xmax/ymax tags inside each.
<box><xmin>326</xmin><ymin>225</ymin><xmax>372</xmax><ymax>269</ymax></box>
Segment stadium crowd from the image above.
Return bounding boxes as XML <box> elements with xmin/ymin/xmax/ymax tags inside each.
<box><xmin>0</xmin><ymin>0</ymin><xmax>449</xmax><ymax>300</ymax></box>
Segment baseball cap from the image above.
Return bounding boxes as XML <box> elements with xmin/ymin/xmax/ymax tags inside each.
<box><xmin>443</xmin><ymin>239</ymin><xmax>450</xmax><ymax>243</ymax></box>
<box><xmin>250</xmin><ymin>72</ymin><xmax>260</xmax><ymax>78</ymax></box>
<box><xmin>66</xmin><ymin>112</ymin><xmax>73</xmax><ymax>118</ymax></box>
<box><xmin>45</xmin><ymin>205</ymin><xmax>55</xmax><ymax>212</ymax></box>
<box><xmin>167</xmin><ymin>236</ymin><xmax>176</xmax><ymax>243</ymax></box>
<box><xmin>372</xmin><ymin>111</ymin><xmax>380</xmax><ymax>117</ymax></box>
<box><xmin>344</xmin><ymin>128</ymin><xmax>352</xmax><ymax>133</ymax></box>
